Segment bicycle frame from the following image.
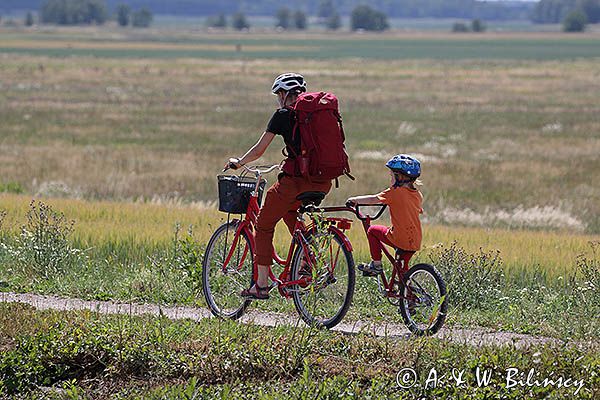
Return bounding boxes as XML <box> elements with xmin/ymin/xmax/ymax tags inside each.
<box><xmin>219</xmin><ymin>166</ymin><xmax>354</xmax><ymax>298</ymax></box>
<box><xmin>323</xmin><ymin>203</ymin><xmax>410</xmax><ymax>300</ymax></box>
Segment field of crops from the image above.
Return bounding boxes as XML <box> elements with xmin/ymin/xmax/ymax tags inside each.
<box><xmin>2</xmin><ymin>28</ymin><xmax>600</xmax><ymax>60</ymax></box>
<box><xmin>1</xmin><ymin>26</ymin><xmax>599</xmax><ymax>397</ymax></box>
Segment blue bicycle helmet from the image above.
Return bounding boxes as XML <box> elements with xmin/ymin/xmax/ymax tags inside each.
<box><xmin>385</xmin><ymin>154</ymin><xmax>421</xmax><ymax>179</ymax></box>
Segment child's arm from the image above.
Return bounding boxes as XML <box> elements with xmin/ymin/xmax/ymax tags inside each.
<box><xmin>346</xmin><ymin>194</ymin><xmax>382</xmax><ymax>205</ymax></box>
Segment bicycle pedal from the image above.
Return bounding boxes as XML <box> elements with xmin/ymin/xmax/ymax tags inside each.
<box><xmin>361</xmin><ymin>271</ymin><xmax>379</xmax><ymax>277</ymax></box>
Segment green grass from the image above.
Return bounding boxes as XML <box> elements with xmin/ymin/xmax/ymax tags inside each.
<box><xmin>0</xmin><ymin>196</ymin><xmax>598</xmax><ymax>341</ymax></box>
<box><xmin>0</xmin><ymin>50</ymin><xmax>599</xmax><ymax>233</ymax></box>
<box><xmin>0</xmin><ymin>303</ymin><xmax>597</xmax><ymax>398</ymax></box>
<box><xmin>2</xmin><ymin>33</ymin><xmax>600</xmax><ymax>60</ymax></box>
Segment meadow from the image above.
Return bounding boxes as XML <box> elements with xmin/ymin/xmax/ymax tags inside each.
<box><xmin>1</xmin><ymin>26</ymin><xmax>600</xmax><ymax>397</ymax></box>
<box><xmin>2</xmin><ymin>28</ymin><xmax>600</xmax><ymax>60</ymax></box>
<box><xmin>0</xmin><ymin>303</ymin><xmax>596</xmax><ymax>398</ymax></box>
<box><xmin>1</xmin><ymin>28</ymin><xmax>599</xmax><ymax>234</ymax></box>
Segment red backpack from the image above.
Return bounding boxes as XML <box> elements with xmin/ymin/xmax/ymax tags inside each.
<box><xmin>282</xmin><ymin>92</ymin><xmax>353</xmax><ymax>183</ymax></box>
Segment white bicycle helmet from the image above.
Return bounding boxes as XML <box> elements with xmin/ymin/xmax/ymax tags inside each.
<box><xmin>271</xmin><ymin>73</ymin><xmax>307</xmax><ymax>94</ymax></box>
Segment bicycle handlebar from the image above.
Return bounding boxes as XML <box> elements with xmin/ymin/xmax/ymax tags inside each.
<box><xmin>352</xmin><ymin>203</ymin><xmax>387</xmax><ymax>221</ymax></box>
<box><xmin>320</xmin><ymin>203</ymin><xmax>387</xmax><ymax>222</ymax></box>
<box><xmin>223</xmin><ymin>163</ymin><xmax>281</xmax><ymax>177</ymax></box>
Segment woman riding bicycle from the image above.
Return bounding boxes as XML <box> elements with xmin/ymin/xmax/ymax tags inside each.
<box><xmin>225</xmin><ymin>73</ymin><xmax>332</xmax><ymax>300</ymax></box>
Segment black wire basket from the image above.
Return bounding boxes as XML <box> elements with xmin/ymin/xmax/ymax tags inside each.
<box><xmin>217</xmin><ymin>175</ymin><xmax>266</xmax><ymax>214</ymax></box>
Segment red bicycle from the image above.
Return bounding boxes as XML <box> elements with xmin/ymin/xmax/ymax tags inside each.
<box><xmin>202</xmin><ymin>164</ymin><xmax>356</xmax><ymax>329</ymax></box>
<box><xmin>342</xmin><ymin>202</ymin><xmax>448</xmax><ymax>336</ymax></box>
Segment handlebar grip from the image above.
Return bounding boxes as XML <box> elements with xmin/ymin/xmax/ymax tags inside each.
<box><xmin>223</xmin><ymin>162</ymin><xmax>239</xmax><ymax>172</ymax></box>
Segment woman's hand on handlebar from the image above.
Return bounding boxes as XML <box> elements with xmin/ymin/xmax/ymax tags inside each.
<box><xmin>223</xmin><ymin>157</ymin><xmax>243</xmax><ymax>172</ymax></box>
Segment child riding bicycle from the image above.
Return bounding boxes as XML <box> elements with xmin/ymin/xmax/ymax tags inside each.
<box><xmin>347</xmin><ymin>155</ymin><xmax>423</xmax><ymax>276</ymax></box>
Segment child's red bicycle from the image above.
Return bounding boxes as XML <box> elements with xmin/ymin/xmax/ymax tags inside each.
<box><xmin>202</xmin><ymin>164</ymin><xmax>356</xmax><ymax>329</ymax></box>
<box><xmin>342</xmin><ymin>202</ymin><xmax>448</xmax><ymax>336</ymax></box>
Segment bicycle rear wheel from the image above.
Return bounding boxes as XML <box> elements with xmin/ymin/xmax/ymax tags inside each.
<box><xmin>399</xmin><ymin>263</ymin><xmax>447</xmax><ymax>336</ymax></box>
<box><xmin>202</xmin><ymin>222</ymin><xmax>252</xmax><ymax>320</ymax></box>
<box><xmin>291</xmin><ymin>229</ymin><xmax>355</xmax><ymax>329</ymax></box>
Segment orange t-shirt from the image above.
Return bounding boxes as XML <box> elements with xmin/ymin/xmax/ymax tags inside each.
<box><xmin>376</xmin><ymin>186</ymin><xmax>423</xmax><ymax>251</ymax></box>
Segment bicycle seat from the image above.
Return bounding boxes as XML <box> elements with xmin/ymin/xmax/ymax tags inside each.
<box><xmin>296</xmin><ymin>191</ymin><xmax>326</xmax><ymax>206</ymax></box>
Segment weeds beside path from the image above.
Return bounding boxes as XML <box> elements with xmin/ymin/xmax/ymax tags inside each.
<box><xmin>0</xmin><ymin>291</ymin><xmax>581</xmax><ymax>350</ymax></box>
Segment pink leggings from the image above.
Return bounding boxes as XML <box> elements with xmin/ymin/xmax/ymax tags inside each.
<box><xmin>367</xmin><ymin>225</ymin><xmax>396</xmax><ymax>261</ymax></box>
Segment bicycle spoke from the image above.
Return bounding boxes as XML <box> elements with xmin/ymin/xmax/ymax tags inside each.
<box><xmin>401</xmin><ymin>265</ymin><xmax>447</xmax><ymax>335</ymax></box>
<box><xmin>203</xmin><ymin>223</ymin><xmax>252</xmax><ymax>319</ymax></box>
<box><xmin>292</xmin><ymin>230</ymin><xmax>355</xmax><ymax>329</ymax></box>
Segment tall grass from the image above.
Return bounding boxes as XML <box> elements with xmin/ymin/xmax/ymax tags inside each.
<box><xmin>0</xmin><ymin>47</ymin><xmax>598</xmax><ymax>233</ymax></box>
<box><xmin>1</xmin><ymin>196</ymin><xmax>599</xmax><ymax>339</ymax></box>
<box><xmin>1</xmin><ymin>194</ymin><xmax>596</xmax><ymax>278</ymax></box>
<box><xmin>0</xmin><ymin>304</ymin><xmax>597</xmax><ymax>398</ymax></box>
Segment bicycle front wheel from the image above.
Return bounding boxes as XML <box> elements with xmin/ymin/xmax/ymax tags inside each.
<box><xmin>291</xmin><ymin>230</ymin><xmax>355</xmax><ymax>329</ymax></box>
<box><xmin>202</xmin><ymin>221</ymin><xmax>253</xmax><ymax>320</ymax></box>
<box><xmin>399</xmin><ymin>263</ymin><xmax>448</xmax><ymax>336</ymax></box>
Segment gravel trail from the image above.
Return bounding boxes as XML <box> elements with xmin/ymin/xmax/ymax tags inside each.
<box><xmin>0</xmin><ymin>291</ymin><xmax>567</xmax><ymax>348</ymax></box>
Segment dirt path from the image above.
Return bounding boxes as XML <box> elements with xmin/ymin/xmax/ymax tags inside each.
<box><xmin>0</xmin><ymin>291</ymin><xmax>566</xmax><ymax>349</ymax></box>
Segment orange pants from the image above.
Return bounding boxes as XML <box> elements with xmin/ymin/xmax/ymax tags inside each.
<box><xmin>255</xmin><ymin>174</ymin><xmax>332</xmax><ymax>265</ymax></box>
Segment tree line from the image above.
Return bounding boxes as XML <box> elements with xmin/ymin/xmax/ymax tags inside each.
<box><xmin>2</xmin><ymin>0</ymin><xmax>534</xmax><ymax>21</ymax></box>
<box><xmin>207</xmin><ymin>4</ymin><xmax>384</xmax><ymax>31</ymax></box>
<box><xmin>39</xmin><ymin>0</ymin><xmax>153</xmax><ymax>27</ymax></box>
<box><xmin>531</xmin><ymin>0</ymin><xmax>600</xmax><ymax>24</ymax></box>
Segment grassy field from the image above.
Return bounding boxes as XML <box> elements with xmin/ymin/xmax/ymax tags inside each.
<box><xmin>1</xmin><ymin>26</ymin><xmax>599</xmax><ymax>397</ymax></box>
<box><xmin>0</xmin><ymin>194</ymin><xmax>596</xmax><ymax>279</ymax></box>
<box><xmin>1</xmin><ymin>28</ymin><xmax>599</xmax><ymax>234</ymax></box>
<box><xmin>2</xmin><ymin>28</ymin><xmax>600</xmax><ymax>59</ymax></box>
<box><xmin>0</xmin><ymin>194</ymin><xmax>598</xmax><ymax>341</ymax></box>
<box><xmin>0</xmin><ymin>303</ymin><xmax>596</xmax><ymax>398</ymax></box>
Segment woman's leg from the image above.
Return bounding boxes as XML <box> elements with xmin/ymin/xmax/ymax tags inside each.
<box><xmin>249</xmin><ymin>175</ymin><xmax>332</xmax><ymax>297</ymax></box>
<box><xmin>252</xmin><ymin>177</ymin><xmax>298</xmax><ymax>294</ymax></box>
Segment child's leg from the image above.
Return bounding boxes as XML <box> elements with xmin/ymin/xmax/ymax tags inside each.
<box><xmin>367</xmin><ymin>225</ymin><xmax>390</xmax><ymax>262</ymax></box>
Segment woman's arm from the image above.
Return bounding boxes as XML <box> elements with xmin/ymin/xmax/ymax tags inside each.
<box><xmin>228</xmin><ymin>131</ymin><xmax>276</xmax><ymax>169</ymax></box>
<box><xmin>346</xmin><ymin>194</ymin><xmax>382</xmax><ymax>205</ymax></box>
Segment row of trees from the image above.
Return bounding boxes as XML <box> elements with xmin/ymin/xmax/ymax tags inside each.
<box><xmin>275</xmin><ymin>8</ymin><xmax>307</xmax><ymax>30</ymax></box>
<box><xmin>206</xmin><ymin>13</ymin><xmax>249</xmax><ymax>30</ymax></box>
<box><xmin>39</xmin><ymin>0</ymin><xmax>153</xmax><ymax>27</ymax></box>
<box><xmin>207</xmin><ymin>5</ymin><xmax>386</xmax><ymax>31</ymax></box>
<box><xmin>40</xmin><ymin>0</ymin><xmax>107</xmax><ymax>25</ymax></box>
<box><xmin>452</xmin><ymin>19</ymin><xmax>486</xmax><ymax>33</ymax></box>
<box><xmin>116</xmin><ymin>4</ymin><xmax>153</xmax><ymax>27</ymax></box>
<box><xmin>531</xmin><ymin>0</ymin><xmax>600</xmax><ymax>24</ymax></box>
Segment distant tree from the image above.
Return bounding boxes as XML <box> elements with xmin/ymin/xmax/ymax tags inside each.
<box><xmin>531</xmin><ymin>0</ymin><xmax>578</xmax><ymax>23</ymax></box>
<box><xmin>232</xmin><ymin>12</ymin><xmax>249</xmax><ymax>30</ymax></box>
<box><xmin>579</xmin><ymin>0</ymin><xmax>600</xmax><ymax>23</ymax></box>
<box><xmin>206</xmin><ymin>13</ymin><xmax>226</xmax><ymax>28</ymax></box>
<box><xmin>471</xmin><ymin>19</ymin><xmax>486</xmax><ymax>32</ymax></box>
<box><xmin>40</xmin><ymin>0</ymin><xmax>107</xmax><ymax>25</ymax></box>
<box><xmin>132</xmin><ymin>8</ymin><xmax>152</xmax><ymax>28</ymax></box>
<box><xmin>116</xmin><ymin>4</ymin><xmax>130</xmax><ymax>26</ymax></box>
<box><xmin>351</xmin><ymin>5</ymin><xmax>389</xmax><ymax>31</ymax></box>
<box><xmin>276</xmin><ymin>7</ymin><xmax>291</xmax><ymax>29</ymax></box>
<box><xmin>25</xmin><ymin>11</ymin><xmax>35</xmax><ymax>26</ymax></box>
<box><xmin>294</xmin><ymin>10</ymin><xmax>307</xmax><ymax>30</ymax></box>
<box><xmin>452</xmin><ymin>22</ymin><xmax>470</xmax><ymax>32</ymax></box>
<box><xmin>87</xmin><ymin>0</ymin><xmax>107</xmax><ymax>24</ymax></box>
<box><xmin>318</xmin><ymin>0</ymin><xmax>335</xmax><ymax>19</ymax></box>
<box><xmin>327</xmin><ymin>13</ymin><xmax>341</xmax><ymax>30</ymax></box>
<box><xmin>563</xmin><ymin>9</ymin><xmax>587</xmax><ymax>31</ymax></box>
